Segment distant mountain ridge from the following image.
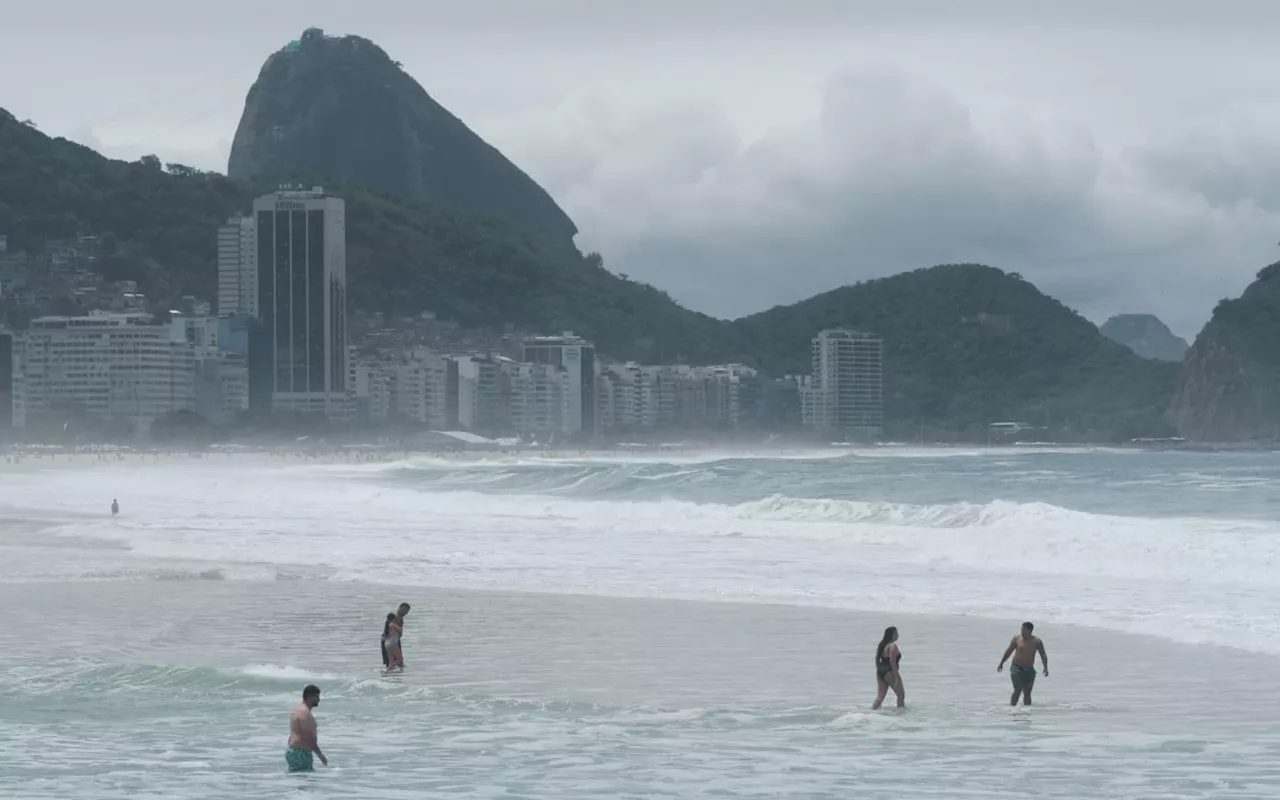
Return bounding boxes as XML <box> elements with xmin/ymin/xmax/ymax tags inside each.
<box><xmin>227</xmin><ymin>28</ymin><xmax>578</xmax><ymax>246</ymax></box>
<box><xmin>1100</xmin><ymin>314</ymin><xmax>1188</xmax><ymax>362</ymax></box>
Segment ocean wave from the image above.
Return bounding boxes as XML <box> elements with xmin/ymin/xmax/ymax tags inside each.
<box><xmin>0</xmin><ymin>661</ymin><xmax>345</xmax><ymax>697</ymax></box>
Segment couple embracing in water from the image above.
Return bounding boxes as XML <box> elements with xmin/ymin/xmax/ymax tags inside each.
<box><xmin>381</xmin><ymin>602</ymin><xmax>411</xmax><ymax>673</ymax></box>
<box><xmin>871</xmin><ymin>622</ymin><xmax>1048</xmax><ymax>709</ymax></box>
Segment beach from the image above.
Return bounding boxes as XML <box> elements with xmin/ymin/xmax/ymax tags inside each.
<box><xmin>1</xmin><ymin>448</ymin><xmax>1279</xmax><ymax>797</ymax></box>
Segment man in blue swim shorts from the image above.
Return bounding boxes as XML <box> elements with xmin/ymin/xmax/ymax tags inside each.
<box><xmin>286</xmin><ymin>684</ymin><xmax>327</xmax><ymax>772</ymax></box>
<box><xmin>997</xmin><ymin>622</ymin><xmax>1049</xmax><ymax>706</ymax></box>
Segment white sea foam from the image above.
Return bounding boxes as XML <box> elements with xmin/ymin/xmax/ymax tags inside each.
<box><xmin>3</xmin><ymin>455</ymin><xmax>1280</xmax><ymax>656</ymax></box>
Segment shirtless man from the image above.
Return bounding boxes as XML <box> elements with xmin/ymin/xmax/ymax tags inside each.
<box><xmin>285</xmin><ymin>685</ymin><xmax>327</xmax><ymax>773</ymax></box>
<box><xmin>997</xmin><ymin>622</ymin><xmax>1048</xmax><ymax>706</ymax></box>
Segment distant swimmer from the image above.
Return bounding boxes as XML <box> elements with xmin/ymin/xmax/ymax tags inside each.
<box><xmin>286</xmin><ymin>684</ymin><xmax>327</xmax><ymax>772</ymax></box>
<box><xmin>380</xmin><ymin>602</ymin><xmax>411</xmax><ymax>670</ymax></box>
<box><xmin>997</xmin><ymin>621</ymin><xmax>1048</xmax><ymax>706</ymax></box>
<box><xmin>382</xmin><ymin>612</ymin><xmax>404</xmax><ymax>673</ymax></box>
<box><xmin>872</xmin><ymin>625</ymin><xmax>905</xmax><ymax>710</ymax></box>
<box><xmin>110</xmin><ymin>499</ymin><xmax>119</xmax><ymax>517</ymax></box>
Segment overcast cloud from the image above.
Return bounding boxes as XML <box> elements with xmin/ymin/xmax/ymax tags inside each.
<box><xmin>4</xmin><ymin>0</ymin><xmax>1280</xmax><ymax>338</ymax></box>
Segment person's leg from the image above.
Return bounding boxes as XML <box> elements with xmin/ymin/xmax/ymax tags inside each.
<box><xmin>892</xmin><ymin>675</ymin><xmax>905</xmax><ymax>708</ymax></box>
<box><xmin>1021</xmin><ymin>679</ymin><xmax>1034</xmax><ymax>706</ymax></box>
<box><xmin>872</xmin><ymin>677</ymin><xmax>889</xmax><ymax>710</ymax></box>
<box><xmin>1010</xmin><ymin>671</ymin><xmax>1022</xmax><ymax>706</ymax></box>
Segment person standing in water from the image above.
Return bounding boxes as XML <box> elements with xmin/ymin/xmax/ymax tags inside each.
<box><xmin>997</xmin><ymin>621</ymin><xmax>1048</xmax><ymax>706</ymax></box>
<box><xmin>380</xmin><ymin>602</ymin><xmax>410</xmax><ymax>669</ymax></box>
<box><xmin>872</xmin><ymin>626</ymin><xmax>904</xmax><ymax>709</ymax></box>
<box><xmin>110</xmin><ymin>499</ymin><xmax>119</xmax><ymax>517</ymax></box>
<box><xmin>286</xmin><ymin>684</ymin><xmax>327</xmax><ymax>772</ymax></box>
<box><xmin>382</xmin><ymin>612</ymin><xmax>404</xmax><ymax>672</ymax></box>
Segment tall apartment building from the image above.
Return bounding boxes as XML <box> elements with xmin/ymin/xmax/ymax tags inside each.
<box><xmin>599</xmin><ymin>363</ymin><xmax>673</xmax><ymax>429</ymax></box>
<box><xmin>252</xmin><ymin>188</ymin><xmax>348</xmax><ymax>418</ymax></box>
<box><xmin>454</xmin><ymin>354</ymin><xmax>512</xmax><ymax>434</ymax></box>
<box><xmin>522</xmin><ymin>332</ymin><xmax>595</xmax><ymax>438</ymax></box>
<box><xmin>217</xmin><ymin>215</ymin><xmax>258</xmax><ymax>317</ymax></box>
<box><xmin>510</xmin><ymin>361</ymin><xmax>571</xmax><ymax>438</ymax></box>
<box><xmin>20</xmin><ymin>312</ymin><xmax>196</xmax><ymax>432</ymax></box>
<box><xmin>390</xmin><ymin>349</ymin><xmax>449</xmax><ymax>429</ymax></box>
<box><xmin>801</xmin><ymin>328</ymin><xmax>884</xmax><ymax>438</ymax></box>
<box><xmin>193</xmin><ymin>349</ymin><xmax>249</xmax><ymax>425</ymax></box>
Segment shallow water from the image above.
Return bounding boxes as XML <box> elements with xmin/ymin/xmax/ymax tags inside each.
<box><xmin>2</xmin><ymin>449</ymin><xmax>1280</xmax><ymax>797</ymax></box>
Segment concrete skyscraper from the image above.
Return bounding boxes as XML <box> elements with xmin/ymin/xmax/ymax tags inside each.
<box><xmin>251</xmin><ymin>187</ymin><xmax>348</xmax><ymax>418</ymax></box>
<box><xmin>521</xmin><ymin>332</ymin><xmax>595</xmax><ymax>439</ymax></box>
<box><xmin>801</xmin><ymin>328</ymin><xmax>884</xmax><ymax>438</ymax></box>
<box><xmin>216</xmin><ymin>215</ymin><xmax>258</xmax><ymax>317</ymax></box>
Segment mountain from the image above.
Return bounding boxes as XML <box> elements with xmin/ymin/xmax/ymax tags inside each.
<box><xmin>0</xmin><ymin>112</ymin><xmax>1179</xmax><ymax>440</ymax></box>
<box><xmin>1167</xmin><ymin>263</ymin><xmax>1280</xmax><ymax>442</ymax></box>
<box><xmin>734</xmin><ymin>265</ymin><xmax>1181</xmax><ymax>439</ymax></box>
<box><xmin>1099</xmin><ymin>314</ymin><xmax>1188</xmax><ymax>361</ymax></box>
<box><xmin>227</xmin><ymin>28</ymin><xmax>578</xmax><ymax>246</ymax></box>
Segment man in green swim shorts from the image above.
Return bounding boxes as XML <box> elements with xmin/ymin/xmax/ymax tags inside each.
<box><xmin>286</xmin><ymin>684</ymin><xmax>327</xmax><ymax>772</ymax></box>
<box><xmin>997</xmin><ymin>622</ymin><xmax>1048</xmax><ymax>706</ymax></box>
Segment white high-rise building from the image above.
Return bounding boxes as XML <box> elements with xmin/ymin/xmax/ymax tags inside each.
<box><xmin>252</xmin><ymin>188</ymin><xmax>348</xmax><ymax>418</ymax></box>
<box><xmin>522</xmin><ymin>332</ymin><xmax>595</xmax><ymax>438</ymax></box>
<box><xmin>391</xmin><ymin>350</ymin><xmax>449</xmax><ymax>429</ymax></box>
<box><xmin>217</xmin><ymin>215</ymin><xmax>258</xmax><ymax>317</ymax></box>
<box><xmin>510</xmin><ymin>362</ymin><xmax>571</xmax><ymax>438</ymax></box>
<box><xmin>802</xmin><ymin>328</ymin><xmax>883</xmax><ymax>438</ymax></box>
<box><xmin>20</xmin><ymin>312</ymin><xmax>196</xmax><ymax>432</ymax></box>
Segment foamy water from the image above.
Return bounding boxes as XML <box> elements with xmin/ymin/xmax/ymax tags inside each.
<box><xmin>2</xmin><ymin>448</ymin><xmax>1279</xmax><ymax>798</ymax></box>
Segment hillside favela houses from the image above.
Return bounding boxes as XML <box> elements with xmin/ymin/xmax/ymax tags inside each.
<box><xmin>0</xmin><ymin>187</ymin><xmax>885</xmax><ymax>446</ymax></box>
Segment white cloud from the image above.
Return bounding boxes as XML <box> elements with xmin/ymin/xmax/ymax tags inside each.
<box><xmin>504</xmin><ymin>66</ymin><xmax>1278</xmax><ymax>339</ymax></box>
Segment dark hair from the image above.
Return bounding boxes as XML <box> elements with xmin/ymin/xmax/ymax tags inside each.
<box><xmin>398</xmin><ymin>602</ymin><xmax>411</xmax><ymax>611</ymax></box>
<box><xmin>302</xmin><ymin>684</ymin><xmax>320</xmax><ymax>700</ymax></box>
<box><xmin>876</xmin><ymin>626</ymin><xmax>898</xmax><ymax>662</ymax></box>
<box><xmin>384</xmin><ymin>612</ymin><xmax>397</xmax><ymax>635</ymax></box>
<box><xmin>1022</xmin><ymin>621</ymin><xmax>1035</xmax><ymax>632</ymax></box>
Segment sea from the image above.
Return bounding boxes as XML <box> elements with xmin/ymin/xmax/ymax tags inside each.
<box><xmin>1</xmin><ymin>446</ymin><xmax>1279</xmax><ymax>799</ymax></box>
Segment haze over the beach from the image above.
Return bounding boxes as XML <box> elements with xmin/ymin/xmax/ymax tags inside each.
<box><xmin>3</xmin><ymin>0</ymin><xmax>1276</xmax><ymax>338</ymax></box>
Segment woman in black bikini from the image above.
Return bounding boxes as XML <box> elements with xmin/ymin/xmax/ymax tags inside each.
<box><xmin>872</xmin><ymin>625</ymin><xmax>904</xmax><ymax>709</ymax></box>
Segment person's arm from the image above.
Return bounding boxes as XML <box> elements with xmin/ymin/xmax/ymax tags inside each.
<box><xmin>887</xmin><ymin>644</ymin><xmax>900</xmax><ymax>682</ymax></box>
<box><xmin>310</xmin><ymin>717</ymin><xmax>327</xmax><ymax>766</ymax></box>
<box><xmin>997</xmin><ymin>638</ymin><xmax>1016</xmax><ymax>671</ymax></box>
<box><xmin>1037</xmin><ymin>640</ymin><xmax>1048</xmax><ymax>676</ymax></box>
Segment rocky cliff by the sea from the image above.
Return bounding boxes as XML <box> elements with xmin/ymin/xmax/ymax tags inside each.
<box><xmin>1167</xmin><ymin>263</ymin><xmax>1280</xmax><ymax>441</ymax></box>
<box><xmin>1099</xmin><ymin>314</ymin><xmax>1188</xmax><ymax>362</ymax></box>
<box><xmin>227</xmin><ymin>28</ymin><xmax>578</xmax><ymax>245</ymax></box>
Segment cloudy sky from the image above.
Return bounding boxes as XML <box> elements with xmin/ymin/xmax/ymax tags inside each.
<box><xmin>4</xmin><ymin>0</ymin><xmax>1279</xmax><ymax>338</ymax></box>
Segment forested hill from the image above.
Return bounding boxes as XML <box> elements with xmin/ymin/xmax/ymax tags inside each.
<box><xmin>732</xmin><ymin>265</ymin><xmax>1180</xmax><ymax>438</ymax></box>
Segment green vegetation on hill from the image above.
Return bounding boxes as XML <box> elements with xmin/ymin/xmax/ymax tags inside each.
<box><xmin>0</xmin><ymin>111</ymin><xmax>1180</xmax><ymax>439</ymax></box>
<box><xmin>1167</xmin><ymin>262</ymin><xmax>1280</xmax><ymax>441</ymax></box>
<box><xmin>734</xmin><ymin>265</ymin><xmax>1181</xmax><ymax>439</ymax></box>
